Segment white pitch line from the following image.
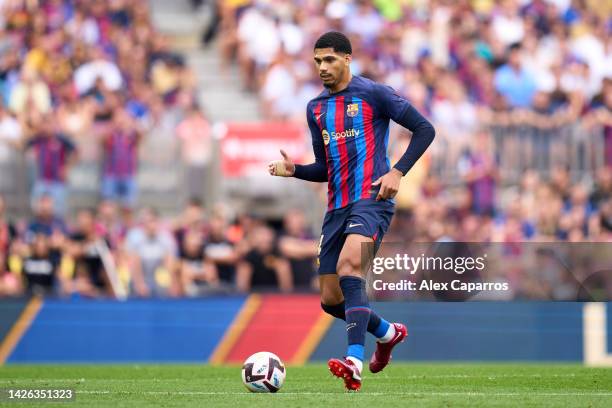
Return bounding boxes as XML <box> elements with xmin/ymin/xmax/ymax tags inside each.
<box><xmin>74</xmin><ymin>390</ymin><xmax>612</xmax><ymax>397</ymax></box>
<box><xmin>0</xmin><ymin>373</ymin><xmax>585</xmax><ymax>383</ymax></box>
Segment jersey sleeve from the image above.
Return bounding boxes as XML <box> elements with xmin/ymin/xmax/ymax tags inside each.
<box><xmin>293</xmin><ymin>103</ymin><xmax>328</xmax><ymax>182</ymax></box>
<box><xmin>374</xmin><ymin>84</ymin><xmax>435</xmax><ymax>175</ymax></box>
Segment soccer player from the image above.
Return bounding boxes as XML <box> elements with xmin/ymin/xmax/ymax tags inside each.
<box><xmin>268</xmin><ymin>32</ymin><xmax>435</xmax><ymax>391</ymax></box>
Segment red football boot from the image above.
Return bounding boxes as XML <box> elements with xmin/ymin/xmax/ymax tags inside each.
<box><xmin>369</xmin><ymin>323</ymin><xmax>408</xmax><ymax>373</ymax></box>
<box><xmin>328</xmin><ymin>358</ymin><xmax>362</xmax><ymax>391</ymax></box>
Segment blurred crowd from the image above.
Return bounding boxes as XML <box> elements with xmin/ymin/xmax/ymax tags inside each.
<box><xmin>218</xmin><ymin>0</ymin><xmax>612</xmax><ymax>237</ymax></box>
<box><xmin>380</xmin><ymin>164</ymin><xmax>612</xmax><ymax>243</ymax></box>
<box><xmin>220</xmin><ymin>0</ymin><xmax>610</xmax><ymax>130</ymax></box>
<box><xmin>0</xmin><ymin>0</ymin><xmax>316</xmax><ymax>299</ymax></box>
<box><xmin>219</xmin><ymin>0</ymin><xmax>611</xmax><ymax>178</ymax></box>
<box><xmin>1</xmin><ymin>0</ymin><xmax>612</xmax><ymax>298</ymax></box>
<box><xmin>4</xmin><ymin>170</ymin><xmax>612</xmax><ymax>298</ymax></box>
<box><xmin>0</xmin><ymin>0</ymin><xmax>212</xmax><ymax>215</ymax></box>
<box><xmin>0</xmin><ymin>193</ymin><xmax>319</xmax><ymax>297</ymax></box>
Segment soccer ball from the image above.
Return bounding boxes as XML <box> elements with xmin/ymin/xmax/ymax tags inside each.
<box><xmin>241</xmin><ymin>351</ymin><xmax>286</xmax><ymax>393</ymax></box>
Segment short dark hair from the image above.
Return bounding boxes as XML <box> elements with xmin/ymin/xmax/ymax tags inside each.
<box><xmin>508</xmin><ymin>42</ymin><xmax>522</xmax><ymax>52</ymax></box>
<box><xmin>314</xmin><ymin>31</ymin><xmax>352</xmax><ymax>55</ymax></box>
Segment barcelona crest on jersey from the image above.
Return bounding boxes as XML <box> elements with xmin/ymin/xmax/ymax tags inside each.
<box><xmin>346</xmin><ymin>103</ymin><xmax>359</xmax><ymax>117</ymax></box>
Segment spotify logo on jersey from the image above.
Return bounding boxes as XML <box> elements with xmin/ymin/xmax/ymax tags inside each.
<box><xmin>322</xmin><ymin>129</ymin><xmax>360</xmax><ymax>145</ymax></box>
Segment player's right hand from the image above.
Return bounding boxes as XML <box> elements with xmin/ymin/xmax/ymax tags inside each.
<box><xmin>268</xmin><ymin>149</ymin><xmax>295</xmax><ymax>177</ymax></box>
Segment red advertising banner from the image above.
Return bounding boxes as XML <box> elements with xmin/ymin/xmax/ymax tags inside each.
<box><xmin>220</xmin><ymin>122</ymin><xmax>307</xmax><ymax>178</ymax></box>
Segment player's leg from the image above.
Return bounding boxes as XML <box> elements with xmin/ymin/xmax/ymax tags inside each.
<box><xmin>336</xmin><ymin>234</ymin><xmax>374</xmax><ymax>368</ymax></box>
<box><xmin>326</xmin><ymin>233</ymin><xmax>372</xmax><ymax>390</ymax></box>
<box><xmin>351</xmin><ymin>203</ymin><xmax>407</xmax><ymax>374</ymax></box>
<box><xmin>319</xmin><ymin>274</ymin><xmax>395</xmax><ymax>339</ymax></box>
<box><xmin>317</xmin><ymin>208</ymin><xmax>348</xmax><ymax>315</ymax></box>
<box><xmin>333</xmin><ymin>200</ymin><xmax>406</xmax><ymax>378</ymax></box>
<box><xmin>366</xmin><ymin>232</ymin><xmax>407</xmax><ymax>374</ymax></box>
<box><xmin>317</xmin><ymin>209</ymin><xmax>365</xmax><ymax>390</ymax></box>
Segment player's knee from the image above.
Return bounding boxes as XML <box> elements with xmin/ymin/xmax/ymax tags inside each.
<box><xmin>320</xmin><ymin>290</ymin><xmax>343</xmax><ymax>306</ymax></box>
<box><xmin>336</xmin><ymin>256</ymin><xmax>361</xmax><ymax>277</ymax></box>
<box><xmin>320</xmin><ymin>302</ymin><xmax>345</xmax><ymax>320</ymax></box>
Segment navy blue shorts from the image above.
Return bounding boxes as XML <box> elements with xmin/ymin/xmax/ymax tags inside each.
<box><xmin>317</xmin><ymin>198</ymin><xmax>395</xmax><ymax>275</ymax></box>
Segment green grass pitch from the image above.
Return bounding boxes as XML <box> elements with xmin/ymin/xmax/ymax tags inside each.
<box><xmin>0</xmin><ymin>364</ymin><xmax>610</xmax><ymax>407</ymax></box>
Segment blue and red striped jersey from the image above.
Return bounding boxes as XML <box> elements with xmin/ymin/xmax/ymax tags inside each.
<box><xmin>103</xmin><ymin>130</ymin><xmax>139</xmax><ymax>178</ymax></box>
<box><xmin>302</xmin><ymin>75</ymin><xmax>432</xmax><ymax>211</ymax></box>
<box><xmin>27</xmin><ymin>134</ymin><xmax>75</xmax><ymax>183</ymax></box>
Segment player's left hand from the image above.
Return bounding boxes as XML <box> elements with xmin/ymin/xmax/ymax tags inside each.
<box><xmin>372</xmin><ymin>168</ymin><xmax>403</xmax><ymax>201</ymax></box>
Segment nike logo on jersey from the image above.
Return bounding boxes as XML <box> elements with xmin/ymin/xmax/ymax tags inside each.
<box><xmin>346</xmin><ymin>323</ymin><xmax>357</xmax><ymax>331</ymax></box>
<box><xmin>316</xmin><ymin>112</ymin><xmax>326</xmax><ymax>121</ymax></box>
<box><xmin>348</xmin><ymin>223</ymin><xmax>363</xmax><ymax>228</ymax></box>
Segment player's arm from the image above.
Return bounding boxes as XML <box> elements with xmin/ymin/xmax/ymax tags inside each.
<box><xmin>372</xmin><ymin>85</ymin><xmax>435</xmax><ymax>200</ymax></box>
<box><xmin>268</xmin><ymin>106</ymin><xmax>327</xmax><ymax>182</ymax></box>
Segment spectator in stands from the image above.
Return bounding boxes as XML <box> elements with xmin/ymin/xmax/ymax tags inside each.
<box><xmin>236</xmin><ymin>3</ymin><xmax>281</xmax><ymax>91</ymax></box>
<box><xmin>74</xmin><ymin>47</ymin><xmax>123</xmax><ymax>96</ymax></box>
<box><xmin>100</xmin><ymin>107</ymin><xmax>142</xmax><ymax>208</ymax></box>
<box><xmin>9</xmin><ymin>67</ymin><xmax>51</xmax><ymax>115</ymax></box>
<box><xmin>204</xmin><ymin>212</ymin><xmax>238</xmax><ymax>287</ymax></box>
<box><xmin>460</xmin><ymin>132</ymin><xmax>498</xmax><ymax>216</ymax></box>
<box><xmin>344</xmin><ymin>0</ymin><xmax>384</xmax><ymax>46</ymax></box>
<box><xmin>25</xmin><ymin>114</ymin><xmax>76</xmax><ymax>216</ymax></box>
<box><xmin>260</xmin><ymin>51</ymin><xmax>297</xmax><ymax>120</ymax></box>
<box><xmin>593</xmin><ymin>197</ymin><xmax>612</xmax><ymax>239</ymax></box>
<box><xmin>559</xmin><ymin>184</ymin><xmax>597</xmax><ymax>240</ymax></box>
<box><xmin>533</xmin><ymin>183</ymin><xmax>563</xmax><ymax>240</ymax></box>
<box><xmin>585</xmin><ymin>78</ymin><xmax>612</xmax><ymax>166</ymax></box>
<box><xmin>84</xmin><ymin>77</ymin><xmax>118</xmax><ymax>124</ymax></box>
<box><xmin>0</xmin><ymin>42</ymin><xmax>21</xmax><ymax>106</ymax></box>
<box><xmin>174</xmin><ymin>198</ymin><xmax>206</xmax><ymax>251</ymax></box>
<box><xmin>494</xmin><ymin>43</ymin><xmax>537</xmax><ymax>108</ymax></box>
<box><xmin>491</xmin><ymin>0</ymin><xmax>525</xmax><ymax>47</ymax></box>
<box><xmin>65</xmin><ymin>7</ymin><xmax>100</xmax><ymax>45</ymax></box>
<box><xmin>432</xmin><ymin>75</ymin><xmax>478</xmax><ymax>163</ymax></box>
<box><xmin>175</xmin><ymin>106</ymin><xmax>212</xmax><ymax>202</ymax></box>
<box><xmin>590</xmin><ymin>167</ymin><xmax>612</xmax><ymax>208</ymax></box>
<box><xmin>236</xmin><ymin>225</ymin><xmax>292</xmax><ymax>293</ymax></box>
<box><xmin>26</xmin><ymin>194</ymin><xmax>67</xmax><ymax>241</ymax></box>
<box><xmin>124</xmin><ymin>207</ymin><xmax>179</xmax><ymax>297</ymax></box>
<box><xmin>150</xmin><ymin>52</ymin><xmax>184</xmax><ymax>103</ymax></box>
<box><xmin>179</xmin><ymin>228</ymin><xmax>219</xmax><ymax>296</ymax></box>
<box><xmin>67</xmin><ymin>208</ymin><xmax>115</xmax><ymax>298</ymax></box>
<box><xmin>95</xmin><ymin>199</ymin><xmax>126</xmax><ymax>250</ymax></box>
<box><xmin>278</xmin><ymin>209</ymin><xmax>317</xmax><ymax>291</ymax></box>
<box><xmin>0</xmin><ymin>101</ymin><xmax>22</xmax><ymax>161</ymax></box>
<box><xmin>20</xmin><ymin>232</ymin><xmax>63</xmax><ymax>296</ymax></box>
<box><xmin>56</xmin><ymin>85</ymin><xmax>95</xmax><ymax>159</ymax></box>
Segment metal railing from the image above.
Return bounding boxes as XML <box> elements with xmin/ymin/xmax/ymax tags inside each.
<box><xmin>0</xmin><ymin>135</ymin><xmax>188</xmax><ymax>217</ymax></box>
<box><xmin>429</xmin><ymin>122</ymin><xmax>608</xmax><ymax>184</ymax></box>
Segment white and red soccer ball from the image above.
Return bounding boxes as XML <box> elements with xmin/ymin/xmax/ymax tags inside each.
<box><xmin>241</xmin><ymin>351</ymin><xmax>286</xmax><ymax>393</ymax></box>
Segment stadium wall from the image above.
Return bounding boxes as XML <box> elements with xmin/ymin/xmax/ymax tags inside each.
<box><xmin>313</xmin><ymin>302</ymin><xmax>605</xmax><ymax>362</ymax></box>
<box><xmin>0</xmin><ymin>298</ymin><xmax>610</xmax><ymax>364</ymax></box>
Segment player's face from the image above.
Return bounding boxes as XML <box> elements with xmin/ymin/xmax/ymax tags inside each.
<box><xmin>314</xmin><ymin>48</ymin><xmax>351</xmax><ymax>88</ymax></box>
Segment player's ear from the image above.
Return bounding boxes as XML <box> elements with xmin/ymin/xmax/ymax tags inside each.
<box><xmin>345</xmin><ymin>54</ymin><xmax>352</xmax><ymax>66</ymax></box>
